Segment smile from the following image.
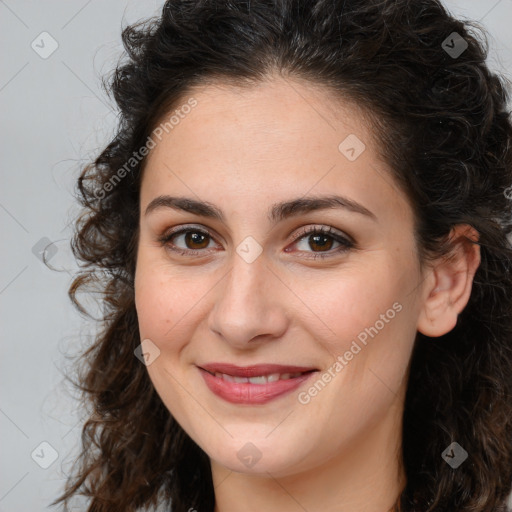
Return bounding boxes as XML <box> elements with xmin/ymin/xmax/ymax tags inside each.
<box><xmin>197</xmin><ymin>363</ymin><xmax>318</xmax><ymax>405</ymax></box>
<box><xmin>208</xmin><ymin>371</ymin><xmax>306</xmax><ymax>384</ymax></box>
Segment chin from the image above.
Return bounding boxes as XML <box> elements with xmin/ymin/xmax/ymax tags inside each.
<box><xmin>203</xmin><ymin>433</ymin><xmax>313</xmax><ymax>477</ymax></box>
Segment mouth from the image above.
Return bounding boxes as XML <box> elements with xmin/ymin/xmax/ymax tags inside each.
<box><xmin>197</xmin><ymin>363</ymin><xmax>318</xmax><ymax>404</ymax></box>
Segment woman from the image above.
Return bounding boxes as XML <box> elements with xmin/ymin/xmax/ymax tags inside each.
<box><xmin>52</xmin><ymin>0</ymin><xmax>512</xmax><ymax>510</ymax></box>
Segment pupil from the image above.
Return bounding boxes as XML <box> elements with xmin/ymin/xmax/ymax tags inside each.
<box><xmin>310</xmin><ymin>234</ymin><xmax>332</xmax><ymax>251</ymax></box>
<box><xmin>186</xmin><ymin>232</ymin><xmax>208</xmax><ymax>249</ymax></box>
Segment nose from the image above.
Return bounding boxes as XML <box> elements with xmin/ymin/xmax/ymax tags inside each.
<box><xmin>207</xmin><ymin>252</ymin><xmax>289</xmax><ymax>349</ymax></box>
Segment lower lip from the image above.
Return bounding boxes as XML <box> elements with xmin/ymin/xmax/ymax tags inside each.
<box><xmin>199</xmin><ymin>368</ymin><xmax>316</xmax><ymax>405</ymax></box>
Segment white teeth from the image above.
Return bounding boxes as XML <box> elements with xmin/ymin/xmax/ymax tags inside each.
<box><xmin>216</xmin><ymin>372</ymin><xmax>235</xmax><ymax>382</ymax></box>
<box><xmin>213</xmin><ymin>371</ymin><xmax>306</xmax><ymax>384</ymax></box>
<box><xmin>248</xmin><ymin>376</ymin><xmax>267</xmax><ymax>384</ymax></box>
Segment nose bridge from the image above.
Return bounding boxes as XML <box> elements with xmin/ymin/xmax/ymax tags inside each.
<box><xmin>227</xmin><ymin>252</ymin><xmax>268</xmax><ymax>307</ymax></box>
<box><xmin>208</xmin><ymin>251</ymin><xmax>288</xmax><ymax>345</ymax></box>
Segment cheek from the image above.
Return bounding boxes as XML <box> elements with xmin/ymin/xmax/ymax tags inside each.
<box><xmin>135</xmin><ymin>273</ymin><xmax>173</xmax><ymax>339</ymax></box>
<box><xmin>301</xmin><ymin>263</ymin><xmax>404</xmax><ymax>348</ymax></box>
<box><xmin>134</xmin><ymin>264</ymin><xmax>204</xmax><ymax>411</ymax></box>
<box><xmin>134</xmin><ymin>260</ymin><xmax>211</xmax><ymax>352</ymax></box>
<box><xmin>307</xmin><ymin>261</ymin><xmax>418</xmax><ymax>388</ymax></box>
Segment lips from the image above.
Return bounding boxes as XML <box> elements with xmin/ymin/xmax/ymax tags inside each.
<box><xmin>200</xmin><ymin>362</ymin><xmax>317</xmax><ymax>377</ymax></box>
<box><xmin>197</xmin><ymin>363</ymin><xmax>318</xmax><ymax>404</ymax></box>
<box><xmin>210</xmin><ymin>371</ymin><xmax>305</xmax><ymax>384</ymax></box>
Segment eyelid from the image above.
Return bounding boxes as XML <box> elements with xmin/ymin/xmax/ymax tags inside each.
<box><xmin>158</xmin><ymin>224</ymin><xmax>221</xmax><ymax>248</ymax></box>
<box><xmin>289</xmin><ymin>224</ymin><xmax>355</xmax><ymax>246</ymax></box>
<box><xmin>158</xmin><ymin>223</ymin><xmax>355</xmax><ymax>258</ymax></box>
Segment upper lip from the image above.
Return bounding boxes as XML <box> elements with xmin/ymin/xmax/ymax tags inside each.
<box><xmin>198</xmin><ymin>363</ymin><xmax>318</xmax><ymax>377</ymax></box>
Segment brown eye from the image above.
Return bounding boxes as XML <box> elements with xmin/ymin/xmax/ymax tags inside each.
<box><xmin>307</xmin><ymin>233</ymin><xmax>335</xmax><ymax>252</ymax></box>
<box><xmin>158</xmin><ymin>226</ymin><xmax>218</xmax><ymax>255</ymax></box>
<box><xmin>181</xmin><ymin>231</ymin><xmax>210</xmax><ymax>250</ymax></box>
<box><xmin>158</xmin><ymin>224</ymin><xmax>354</xmax><ymax>260</ymax></box>
<box><xmin>287</xmin><ymin>226</ymin><xmax>354</xmax><ymax>260</ymax></box>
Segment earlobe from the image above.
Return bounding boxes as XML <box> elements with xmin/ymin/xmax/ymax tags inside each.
<box><xmin>417</xmin><ymin>225</ymin><xmax>481</xmax><ymax>338</ymax></box>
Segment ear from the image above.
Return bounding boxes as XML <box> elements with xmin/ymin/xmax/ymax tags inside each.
<box><xmin>417</xmin><ymin>224</ymin><xmax>481</xmax><ymax>337</ymax></box>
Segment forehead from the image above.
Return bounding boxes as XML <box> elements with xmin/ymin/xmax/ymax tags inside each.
<box><xmin>153</xmin><ymin>77</ymin><xmax>374</xmax><ymax>153</ymax></box>
<box><xmin>140</xmin><ymin>77</ymin><xmax>412</xmax><ymax>226</ymax></box>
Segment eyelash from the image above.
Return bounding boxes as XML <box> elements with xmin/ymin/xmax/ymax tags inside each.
<box><xmin>157</xmin><ymin>224</ymin><xmax>355</xmax><ymax>260</ymax></box>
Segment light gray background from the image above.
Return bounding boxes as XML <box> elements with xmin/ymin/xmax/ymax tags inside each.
<box><xmin>1</xmin><ymin>1</ymin><xmax>511</xmax><ymax>510</ymax></box>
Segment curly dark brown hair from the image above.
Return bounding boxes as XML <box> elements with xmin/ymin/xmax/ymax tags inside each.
<box><xmin>51</xmin><ymin>0</ymin><xmax>512</xmax><ymax>511</ymax></box>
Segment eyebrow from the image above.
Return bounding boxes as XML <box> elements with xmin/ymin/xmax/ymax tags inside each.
<box><xmin>144</xmin><ymin>194</ymin><xmax>377</xmax><ymax>223</ymax></box>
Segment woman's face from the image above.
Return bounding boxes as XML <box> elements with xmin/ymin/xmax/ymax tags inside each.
<box><xmin>135</xmin><ymin>77</ymin><xmax>428</xmax><ymax>477</ymax></box>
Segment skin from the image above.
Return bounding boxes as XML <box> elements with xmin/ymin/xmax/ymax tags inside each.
<box><xmin>134</xmin><ymin>75</ymin><xmax>480</xmax><ymax>512</ymax></box>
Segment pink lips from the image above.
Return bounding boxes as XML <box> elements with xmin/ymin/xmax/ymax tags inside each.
<box><xmin>198</xmin><ymin>363</ymin><xmax>317</xmax><ymax>404</ymax></box>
